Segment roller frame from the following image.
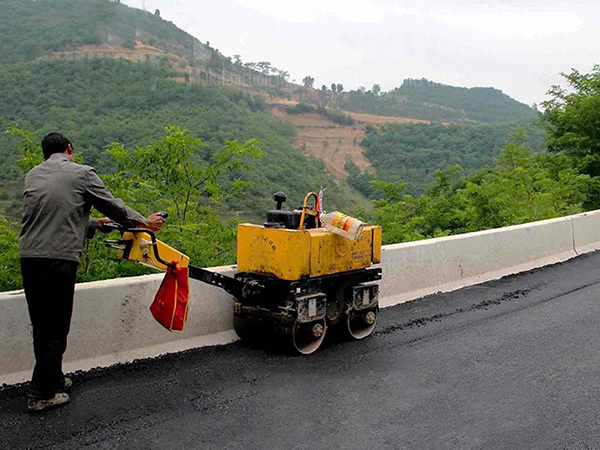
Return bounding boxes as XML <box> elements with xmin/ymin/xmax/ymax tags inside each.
<box><xmin>232</xmin><ymin>268</ymin><xmax>382</xmax><ymax>352</ymax></box>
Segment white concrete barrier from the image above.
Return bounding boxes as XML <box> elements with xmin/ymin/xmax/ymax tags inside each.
<box><xmin>572</xmin><ymin>210</ymin><xmax>600</xmax><ymax>254</ymax></box>
<box><xmin>1</xmin><ymin>210</ymin><xmax>599</xmax><ymax>386</ymax></box>
<box><xmin>379</xmin><ymin>216</ymin><xmax>577</xmax><ymax>307</ymax></box>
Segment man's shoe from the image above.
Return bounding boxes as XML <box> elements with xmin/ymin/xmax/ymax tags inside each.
<box><xmin>63</xmin><ymin>377</ymin><xmax>73</xmax><ymax>391</ymax></box>
<box><xmin>27</xmin><ymin>393</ymin><xmax>70</xmax><ymax>412</ymax></box>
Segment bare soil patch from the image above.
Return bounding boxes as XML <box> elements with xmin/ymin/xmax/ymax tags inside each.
<box><xmin>272</xmin><ymin>107</ymin><xmax>430</xmax><ymax>180</ymax></box>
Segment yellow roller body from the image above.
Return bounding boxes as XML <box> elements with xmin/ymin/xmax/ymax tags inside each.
<box><xmin>118</xmin><ymin>231</ymin><xmax>189</xmax><ymax>271</ymax></box>
<box><xmin>237</xmin><ymin>224</ymin><xmax>382</xmax><ymax>280</ymax></box>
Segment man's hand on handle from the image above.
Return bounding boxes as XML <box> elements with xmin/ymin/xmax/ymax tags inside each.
<box><xmin>96</xmin><ymin>212</ymin><xmax>166</xmax><ymax>232</ymax></box>
<box><xmin>145</xmin><ymin>212</ymin><xmax>166</xmax><ymax>232</ymax></box>
<box><xmin>95</xmin><ymin>217</ymin><xmax>114</xmax><ymax>228</ymax></box>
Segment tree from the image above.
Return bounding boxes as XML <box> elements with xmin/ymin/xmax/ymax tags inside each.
<box><xmin>208</xmin><ymin>49</ymin><xmax>224</xmax><ymax>72</ymax></box>
<box><xmin>541</xmin><ymin>66</ymin><xmax>600</xmax><ymax>207</ymax></box>
<box><xmin>154</xmin><ymin>9</ymin><xmax>160</xmax><ymax>17</ymax></box>
<box><xmin>6</xmin><ymin>127</ymin><xmax>83</xmax><ymax>173</ymax></box>
<box><xmin>541</xmin><ymin>65</ymin><xmax>600</xmax><ymax>171</ymax></box>
<box><xmin>100</xmin><ymin>126</ymin><xmax>263</xmax><ymax>271</ymax></box>
<box><xmin>0</xmin><ymin>215</ymin><xmax>21</xmax><ymax>292</ymax></box>
<box><xmin>6</xmin><ymin>127</ymin><xmax>43</xmax><ymax>173</ymax></box>
<box><xmin>372</xmin><ymin>84</ymin><xmax>381</xmax><ymax>96</ymax></box>
<box><xmin>277</xmin><ymin>69</ymin><xmax>290</xmax><ymax>80</ymax></box>
<box><xmin>302</xmin><ymin>76</ymin><xmax>315</xmax><ymax>88</ymax></box>
<box><xmin>321</xmin><ymin>85</ymin><xmax>327</xmax><ymax>91</ymax></box>
<box><xmin>105</xmin><ymin>126</ymin><xmax>262</xmax><ymax>230</ymax></box>
<box><xmin>331</xmin><ymin>83</ymin><xmax>337</xmax><ymax>93</ymax></box>
<box><xmin>337</xmin><ymin>83</ymin><xmax>344</xmax><ymax>93</ymax></box>
<box><xmin>256</xmin><ymin>61</ymin><xmax>273</xmax><ymax>75</ymax></box>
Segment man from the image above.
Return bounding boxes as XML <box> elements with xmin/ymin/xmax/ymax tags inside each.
<box><xmin>20</xmin><ymin>133</ymin><xmax>165</xmax><ymax>412</ymax></box>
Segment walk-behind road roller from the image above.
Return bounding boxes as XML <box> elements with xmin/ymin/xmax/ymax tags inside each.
<box><xmin>105</xmin><ymin>192</ymin><xmax>382</xmax><ymax>354</ymax></box>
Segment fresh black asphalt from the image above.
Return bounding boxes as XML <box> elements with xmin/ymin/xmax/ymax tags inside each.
<box><xmin>3</xmin><ymin>251</ymin><xmax>600</xmax><ymax>449</ymax></box>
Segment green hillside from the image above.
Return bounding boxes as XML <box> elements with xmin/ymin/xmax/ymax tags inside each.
<box><xmin>0</xmin><ymin>0</ymin><xmax>207</xmax><ymax>64</ymax></box>
<box><xmin>340</xmin><ymin>79</ymin><xmax>538</xmax><ymax>124</ymax></box>
<box><xmin>0</xmin><ymin>59</ymin><xmax>363</xmax><ymax>220</ymax></box>
<box><xmin>0</xmin><ymin>0</ymin><xmax>285</xmax><ymax>87</ymax></box>
<box><xmin>346</xmin><ymin>121</ymin><xmax>546</xmax><ymax>197</ymax></box>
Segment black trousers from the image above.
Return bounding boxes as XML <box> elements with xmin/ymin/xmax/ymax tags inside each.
<box><xmin>21</xmin><ymin>258</ymin><xmax>78</xmax><ymax>399</ymax></box>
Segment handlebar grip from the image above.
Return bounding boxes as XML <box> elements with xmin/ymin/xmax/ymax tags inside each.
<box><xmin>158</xmin><ymin>212</ymin><xmax>169</xmax><ymax>219</ymax></box>
<box><xmin>100</xmin><ymin>222</ymin><xmax>123</xmax><ymax>232</ymax></box>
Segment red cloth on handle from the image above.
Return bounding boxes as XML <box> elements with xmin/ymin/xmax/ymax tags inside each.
<box><xmin>150</xmin><ymin>262</ymin><xmax>189</xmax><ymax>332</ymax></box>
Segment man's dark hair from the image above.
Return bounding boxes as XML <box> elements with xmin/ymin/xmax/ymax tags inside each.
<box><xmin>41</xmin><ymin>133</ymin><xmax>71</xmax><ymax>158</ymax></box>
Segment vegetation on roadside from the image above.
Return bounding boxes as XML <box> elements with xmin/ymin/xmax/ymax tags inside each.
<box><xmin>1</xmin><ymin>126</ymin><xmax>263</xmax><ymax>291</ymax></box>
<box><xmin>362</xmin><ymin>128</ymin><xmax>595</xmax><ymax>244</ymax></box>
<box><xmin>361</xmin><ymin>66</ymin><xmax>600</xmax><ymax>244</ymax></box>
<box><xmin>0</xmin><ymin>215</ymin><xmax>21</xmax><ymax>292</ymax></box>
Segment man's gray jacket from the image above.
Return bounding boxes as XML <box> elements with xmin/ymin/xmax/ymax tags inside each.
<box><xmin>20</xmin><ymin>153</ymin><xmax>146</xmax><ymax>263</ymax></box>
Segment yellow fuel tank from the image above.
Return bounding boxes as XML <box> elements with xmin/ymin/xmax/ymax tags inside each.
<box><xmin>237</xmin><ymin>224</ymin><xmax>382</xmax><ymax>280</ymax></box>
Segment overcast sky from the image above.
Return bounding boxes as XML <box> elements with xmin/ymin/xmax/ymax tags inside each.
<box><xmin>122</xmin><ymin>0</ymin><xmax>600</xmax><ymax>106</ymax></box>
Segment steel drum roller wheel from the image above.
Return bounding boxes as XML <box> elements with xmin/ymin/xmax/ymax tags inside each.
<box><xmin>291</xmin><ymin>318</ymin><xmax>327</xmax><ymax>355</ymax></box>
<box><xmin>345</xmin><ymin>307</ymin><xmax>378</xmax><ymax>340</ymax></box>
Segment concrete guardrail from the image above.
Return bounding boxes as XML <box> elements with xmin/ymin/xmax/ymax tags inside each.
<box><xmin>2</xmin><ymin>210</ymin><xmax>600</xmax><ymax>386</ymax></box>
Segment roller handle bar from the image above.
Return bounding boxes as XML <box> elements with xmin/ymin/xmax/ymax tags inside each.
<box><xmin>104</xmin><ymin>221</ymin><xmax>248</xmax><ymax>298</ymax></box>
<box><xmin>188</xmin><ymin>266</ymin><xmax>246</xmax><ymax>299</ymax></box>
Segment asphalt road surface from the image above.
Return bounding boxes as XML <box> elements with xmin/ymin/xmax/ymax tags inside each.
<box><xmin>3</xmin><ymin>252</ymin><xmax>600</xmax><ymax>450</ymax></box>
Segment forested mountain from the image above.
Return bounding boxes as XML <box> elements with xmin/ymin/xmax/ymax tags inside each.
<box><xmin>0</xmin><ymin>0</ymin><xmax>208</xmax><ymax>64</ymax></box>
<box><xmin>347</xmin><ymin>121</ymin><xmax>546</xmax><ymax>196</ymax></box>
<box><xmin>0</xmin><ymin>0</ymin><xmax>287</xmax><ymax>88</ymax></box>
<box><xmin>340</xmin><ymin>79</ymin><xmax>538</xmax><ymax>124</ymax></box>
